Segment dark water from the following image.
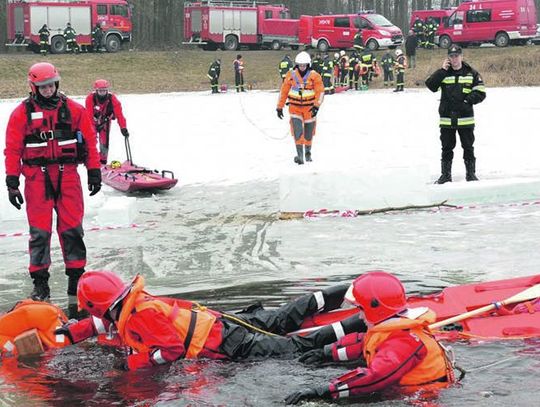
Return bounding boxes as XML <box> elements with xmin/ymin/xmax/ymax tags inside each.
<box><xmin>2</xmin><ymin>180</ymin><xmax>540</xmax><ymax>406</ymax></box>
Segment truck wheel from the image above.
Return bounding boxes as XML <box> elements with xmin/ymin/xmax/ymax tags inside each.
<box><xmin>291</xmin><ymin>45</ymin><xmax>299</xmax><ymax>50</ymax></box>
<box><xmin>224</xmin><ymin>35</ymin><xmax>239</xmax><ymax>51</ymax></box>
<box><xmin>366</xmin><ymin>39</ymin><xmax>379</xmax><ymax>51</ymax></box>
<box><xmin>495</xmin><ymin>32</ymin><xmax>509</xmax><ymax>47</ymax></box>
<box><xmin>271</xmin><ymin>40</ymin><xmax>282</xmax><ymax>50</ymax></box>
<box><xmin>438</xmin><ymin>35</ymin><xmax>452</xmax><ymax>49</ymax></box>
<box><xmin>105</xmin><ymin>35</ymin><xmax>121</xmax><ymax>52</ymax></box>
<box><xmin>317</xmin><ymin>39</ymin><xmax>329</xmax><ymax>52</ymax></box>
<box><xmin>50</xmin><ymin>36</ymin><xmax>67</xmax><ymax>54</ymax></box>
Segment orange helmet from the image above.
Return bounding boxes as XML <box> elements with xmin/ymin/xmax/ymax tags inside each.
<box><xmin>93</xmin><ymin>79</ymin><xmax>110</xmax><ymax>90</ymax></box>
<box><xmin>77</xmin><ymin>270</ymin><xmax>131</xmax><ymax>318</ymax></box>
<box><xmin>344</xmin><ymin>271</ymin><xmax>407</xmax><ymax>324</ymax></box>
<box><xmin>28</xmin><ymin>62</ymin><xmax>60</xmax><ymax>94</ymax></box>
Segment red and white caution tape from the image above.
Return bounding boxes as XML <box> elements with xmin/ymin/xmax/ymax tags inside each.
<box><xmin>0</xmin><ymin>223</ymin><xmax>141</xmax><ymax>239</ymax></box>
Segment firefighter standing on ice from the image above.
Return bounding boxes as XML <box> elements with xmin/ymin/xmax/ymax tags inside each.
<box><xmin>233</xmin><ymin>54</ymin><xmax>245</xmax><ymax>92</ymax></box>
<box><xmin>4</xmin><ymin>62</ymin><xmax>101</xmax><ymax>302</ymax></box>
<box><xmin>85</xmin><ymin>79</ymin><xmax>129</xmax><ymax>165</ymax></box>
<box><xmin>393</xmin><ymin>49</ymin><xmax>406</xmax><ymax>92</ymax></box>
<box><xmin>38</xmin><ymin>24</ymin><xmax>50</xmax><ymax>56</ymax></box>
<box><xmin>276</xmin><ymin>51</ymin><xmax>324</xmax><ymax>165</ymax></box>
<box><xmin>425</xmin><ymin>44</ymin><xmax>486</xmax><ymax>184</ymax></box>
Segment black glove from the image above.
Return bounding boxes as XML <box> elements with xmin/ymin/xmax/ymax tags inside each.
<box><xmin>284</xmin><ymin>386</ymin><xmax>330</xmax><ymax>405</ymax></box>
<box><xmin>87</xmin><ymin>169</ymin><xmax>102</xmax><ymax>196</ymax></box>
<box><xmin>311</xmin><ymin>105</ymin><xmax>319</xmax><ymax>118</ymax></box>
<box><xmin>298</xmin><ymin>346</ymin><xmax>332</xmax><ymax>365</ymax></box>
<box><xmin>276</xmin><ymin>108</ymin><xmax>284</xmax><ymax>120</ymax></box>
<box><xmin>6</xmin><ymin>175</ymin><xmax>24</xmax><ymax>210</ymax></box>
<box><xmin>113</xmin><ymin>359</ymin><xmax>129</xmax><ymax>371</ymax></box>
<box><xmin>121</xmin><ymin>128</ymin><xmax>129</xmax><ymax>138</ymax></box>
<box><xmin>54</xmin><ymin>324</ymin><xmax>75</xmax><ymax>344</ymax></box>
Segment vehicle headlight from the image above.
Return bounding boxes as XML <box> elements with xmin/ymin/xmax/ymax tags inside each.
<box><xmin>379</xmin><ymin>30</ymin><xmax>391</xmax><ymax>36</ymax></box>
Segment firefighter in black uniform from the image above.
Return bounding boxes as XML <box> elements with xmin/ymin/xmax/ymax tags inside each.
<box><xmin>207</xmin><ymin>58</ymin><xmax>221</xmax><ymax>94</ymax></box>
<box><xmin>425</xmin><ymin>45</ymin><xmax>486</xmax><ymax>184</ymax></box>
<box><xmin>413</xmin><ymin>17</ymin><xmax>425</xmax><ymax>48</ymax></box>
<box><xmin>380</xmin><ymin>51</ymin><xmax>394</xmax><ymax>87</ymax></box>
<box><xmin>424</xmin><ymin>17</ymin><xmax>437</xmax><ymax>49</ymax></box>
<box><xmin>348</xmin><ymin>51</ymin><xmax>359</xmax><ymax>90</ymax></box>
<box><xmin>322</xmin><ymin>54</ymin><xmax>335</xmax><ymax>94</ymax></box>
<box><xmin>393</xmin><ymin>49</ymin><xmax>406</xmax><ymax>92</ymax></box>
<box><xmin>359</xmin><ymin>49</ymin><xmax>375</xmax><ymax>90</ymax></box>
<box><xmin>353</xmin><ymin>29</ymin><xmax>364</xmax><ymax>51</ymax></box>
<box><xmin>38</xmin><ymin>24</ymin><xmax>50</xmax><ymax>56</ymax></box>
<box><xmin>279</xmin><ymin>54</ymin><xmax>293</xmax><ymax>81</ymax></box>
<box><xmin>64</xmin><ymin>22</ymin><xmax>79</xmax><ymax>53</ymax></box>
<box><xmin>92</xmin><ymin>23</ymin><xmax>104</xmax><ymax>52</ymax></box>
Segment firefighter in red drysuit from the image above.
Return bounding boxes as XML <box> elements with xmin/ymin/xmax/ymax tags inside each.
<box><xmin>285</xmin><ymin>271</ymin><xmax>456</xmax><ymax>405</ymax></box>
<box><xmin>277</xmin><ymin>51</ymin><xmax>324</xmax><ymax>165</ymax></box>
<box><xmin>4</xmin><ymin>62</ymin><xmax>101</xmax><ymax>302</ymax></box>
<box><xmin>85</xmin><ymin>79</ymin><xmax>129</xmax><ymax>165</ymax></box>
<box><xmin>55</xmin><ymin>270</ymin><xmax>364</xmax><ymax>370</ymax></box>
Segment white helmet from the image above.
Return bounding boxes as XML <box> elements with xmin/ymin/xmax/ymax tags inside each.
<box><xmin>295</xmin><ymin>51</ymin><xmax>311</xmax><ymax>65</ymax></box>
<box><xmin>395</xmin><ymin>49</ymin><xmax>403</xmax><ymax>56</ymax></box>
<box><xmin>334</xmin><ymin>52</ymin><xmax>340</xmax><ymax>59</ymax></box>
<box><xmin>340</xmin><ymin>50</ymin><xmax>346</xmax><ymax>57</ymax></box>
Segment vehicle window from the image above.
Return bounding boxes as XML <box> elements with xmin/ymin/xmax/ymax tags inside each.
<box><xmin>355</xmin><ymin>18</ymin><xmax>371</xmax><ymax>29</ymax></box>
<box><xmin>365</xmin><ymin>14</ymin><xmax>393</xmax><ymax>27</ymax></box>
<box><xmin>433</xmin><ymin>17</ymin><xmax>441</xmax><ymax>24</ymax></box>
<box><xmin>466</xmin><ymin>9</ymin><xmax>492</xmax><ymax>23</ymax></box>
<box><xmin>447</xmin><ymin>11</ymin><xmax>464</xmax><ymax>26</ymax></box>
<box><xmin>334</xmin><ymin>17</ymin><xmax>350</xmax><ymax>28</ymax></box>
<box><xmin>97</xmin><ymin>5</ymin><xmax>107</xmax><ymax>15</ymax></box>
<box><xmin>265</xmin><ymin>10</ymin><xmax>273</xmax><ymax>19</ymax></box>
<box><xmin>279</xmin><ymin>11</ymin><xmax>290</xmax><ymax>19</ymax></box>
<box><xmin>110</xmin><ymin>5</ymin><xmax>128</xmax><ymax>17</ymax></box>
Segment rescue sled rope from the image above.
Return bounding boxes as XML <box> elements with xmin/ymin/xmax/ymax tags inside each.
<box><xmin>237</xmin><ymin>93</ymin><xmax>289</xmax><ymax>141</ymax></box>
<box><xmin>221</xmin><ymin>312</ymin><xmax>280</xmax><ymax>337</ymax></box>
<box><xmin>464</xmin><ymin>355</ymin><xmax>520</xmax><ymax>373</ymax></box>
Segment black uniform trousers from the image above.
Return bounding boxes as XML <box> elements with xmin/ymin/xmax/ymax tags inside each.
<box><xmin>440</xmin><ymin>127</ymin><xmax>475</xmax><ymax>162</ymax></box>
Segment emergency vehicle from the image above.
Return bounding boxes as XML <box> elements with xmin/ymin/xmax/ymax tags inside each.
<box><xmin>183</xmin><ymin>0</ymin><xmax>299</xmax><ymax>50</ymax></box>
<box><xmin>6</xmin><ymin>0</ymin><xmax>132</xmax><ymax>53</ymax></box>
<box><xmin>298</xmin><ymin>11</ymin><xmax>403</xmax><ymax>52</ymax></box>
<box><xmin>436</xmin><ymin>0</ymin><xmax>537</xmax><ymax>48</ymax></box>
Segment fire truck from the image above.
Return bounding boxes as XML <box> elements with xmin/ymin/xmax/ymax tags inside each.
<box><xmin>6</xmin><ymin>0</ymin><xmax>132</xmax><ymax>53</ymax></box>
<box><xmin>183</xmin><ymin>0</ymin><xmax>300</xmax><ymax>50</ymax></box>
<box><xmin>298</xmin><ymin>12</ymin><xmax>403</xmax><ymax>51</ymax></box>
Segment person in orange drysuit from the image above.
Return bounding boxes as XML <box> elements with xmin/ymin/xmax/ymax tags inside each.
<box><xmin>285</xmin><ymin>271</ymin><xmax>456</xmax><ymax>404</ymax></box>
<box><xmin>4</xmin><ymin>62</ymin><xmax>101</xmax><ymax>302</ymax></box>
<box><xmin>55</xmin><ymin>270</ymin><xmax>364</xmax><ymax>370</ymax></box>
<box><xmin>277</xmin><ymin>51</ymin><xmax>324</xmax><ymax>165</ymax></box>
<box><xmin>85</xmin><ymin>79</ymin><xmax>129</xmax><ymax>165</ymax></box>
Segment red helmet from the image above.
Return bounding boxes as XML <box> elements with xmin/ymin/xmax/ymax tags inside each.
<box><xmin>28</xmin><ymin>62</ymin><xmax>60</xmax><ymax>94</ymax></box>
<box><xmin>344</xmin><ymin>271</ymin><xmax>407</xmax><ymax>324</ymax></box>
<box><xmin>93</xmin><ymin>79</ymin><xmax>110</xmax><ymax>90</ymax></box>
<box><xmin>77</xmin><ymin>270</ymin><xmax>130</xmax><ymax>318</ymax></box>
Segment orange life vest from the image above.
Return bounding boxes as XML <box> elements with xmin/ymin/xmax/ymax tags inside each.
<box><xmin>363</xmin><ymin>309</ymin><xmax>454</xmax><ymax>386</ymax></box>
<box><xmin>0</xmin><ymin>300</ymin><xmax>69</xmax><ymax>357</ymax></box>
<box><xmin>278</xmin><ymin>68</ymin><xmax>324</xmax><ymax>109</ymax></box>
<box><xmin>116</xmin><ymin>276</ymin><xmax>217</xmax><ymax>359</ymax></box>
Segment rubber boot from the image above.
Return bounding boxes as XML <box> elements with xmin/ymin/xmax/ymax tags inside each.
<box><xmin>435</xmin><ymin>160</ymin><xmax>452</xmax><ymax>184</ymax></box>
<box><xmin>305</xmin><ymin>145</ymin><xmax>312</xmax><ymax>162</ymax></box>
<box><xmin>465</xmin><ymin>159</ymin><xmax>478</xmax><ymax>181</ymax></box>
<box><xmin>294</xmin><ymin>144</ymin><xmax>304</xmax><ymax>165</ymax></box>
<box><xmin>312</xmin><ymin>284</ymin><xmax>349</xmax><ymax>313</ymax></box>
<box><xmin>30</xmin><ymin>269</ymin><xmax>51</xmax><ymax>301</ymax></box>
<box><xmin>66</xmin><ymin>268</ymin><xmax>85</xmax><ymax>298</ymax></box>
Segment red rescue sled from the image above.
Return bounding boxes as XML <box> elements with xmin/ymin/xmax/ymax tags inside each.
<box><xmin>296</xmin><ymin>274</ymin><xmax>540</xmax><ymax>341</ymax></box>
<box><xmin>101</xmin><ymin>137</ymin><xmax>178</xmax><ymax>193</ymax></box>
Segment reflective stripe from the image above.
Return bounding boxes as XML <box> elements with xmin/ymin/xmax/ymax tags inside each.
<box><xmin>458</xmin><ymin>76</ymin><xmax>473</xmax><ymax>84</ymax></box>
<box><xmin>332</xmin><ymin>322</ymin><xmax>345</xmax><ymax>339</ymax></box>
<box><xmin>462</xmin><ymin>88</ymin><xmax>472</xmax><ymax>94</ymax></box>
<box><xmin>26</xmin><ymin>142</ymin><xmax>48</xmax><ymax>148</ymax></box>
<box><xmin>313</xmin><ymin>291</ymin><xmax>325</xmax><ymax>311</ymax></box>
<box><xmin>288</xmin><ymin>89</ymin><xmax>316</xmax><ymax>98</ymax></box>
<box><xmin>3</xmin><ymin>341</ymin><xmax>14</xmax><ymax>352</ymax></box>
<box><xmin>458</xmin><ymin>117</ymin><xmax>475</xmax><ymax>126</ymax></box>
<box><xmin>55</xmin><ymin>326</ymin><xmax>65</xmax><ymax>343</ymax></box>
<box><xmin>152</xmin><ymin>349</ymin><xmax>167</xmax><ymax>364</ymax></box>
<box><xmin>58</xmin><ymin>139</ymin><xmax>77</xmax><ymax>146</ymax></box>
<box><xmin>441</xmin><ymin>76</ymin><xmax>456</xmax><ymax>84</ymax></box>
<box><xmin>337</xmin><ymin>384</ymin><xmax>350</xmax><ymax>398</ymax></box>
<box><xmin>473</xmin><ymin>85</ymin><xmax>486</xmax><ymax>92</ymax></box>
<box><xmin>337</xmin><ymin>347</ymin><xmax>348</xmax><ymax>361</ymax></box>
<box><xmin>92</xmin><ymin>316</ymin><xmax>107</xmax><ymax>334</ymax></box>
<box><xmin>440</xmin><ymin>117</ymin><xmax>452</xmax><ymax>126</ymax></box>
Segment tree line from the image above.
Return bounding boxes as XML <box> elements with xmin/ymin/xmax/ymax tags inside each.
<box><xmin>1</xmin><ymin>0</ymin><xmax>539</xmax><ymax>51</ymax></box>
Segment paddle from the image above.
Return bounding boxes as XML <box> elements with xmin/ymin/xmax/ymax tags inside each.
<box><xmin>429</xmin><ymin>283</ymin><xmax>540</xmax><ymax>330</ymax></box>
<box><xmin>124</xmin><ymin>135</ymin><xmax>133</xmax><ymax>166</ymax></box>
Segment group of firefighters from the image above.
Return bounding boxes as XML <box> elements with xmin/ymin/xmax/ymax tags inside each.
<box><xmin>412</xmin><ymin>16</ymin><xmax>440</xmax><ymax>49</ymax></box>
<box><xmin>38</xmin><ymin>22</ymin><xmax>105</xmax><ymax>56</ymax></box>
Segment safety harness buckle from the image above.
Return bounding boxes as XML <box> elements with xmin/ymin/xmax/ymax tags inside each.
<box><xmin>39</xmin><ymin>130</ymin><xmax>55</xmax><ymax>141</ymax></box>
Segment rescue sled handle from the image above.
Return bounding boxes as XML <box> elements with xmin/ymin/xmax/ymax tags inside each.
<box><xmin>429</xmin><ymin>283</ymin><xmax>540</xmax><ymax>330</ymax></box>
<box><xmin>125</xmin><ymin>135</ymin><xmax>133</xmax><ymax>165</ymax></box>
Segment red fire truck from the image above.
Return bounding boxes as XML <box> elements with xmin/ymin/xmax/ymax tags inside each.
<box><xmin>298</xmin><ymin>12</ymin><xmax>403</xmax><ymax>52</ymax></box>
<box><xmin>183</xmin><ymin>0</ymin><xmax>300</xmax><ymax>50</ymax></box>
<box><xmin>6</xmin><ymin>0</ymin><xmax>132</xmax><ymax>53</ymax></box>
<box><xmin>436</xmin><ymin>0</ymin><xmax>537</xmax><ymax>48</ymax></box>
